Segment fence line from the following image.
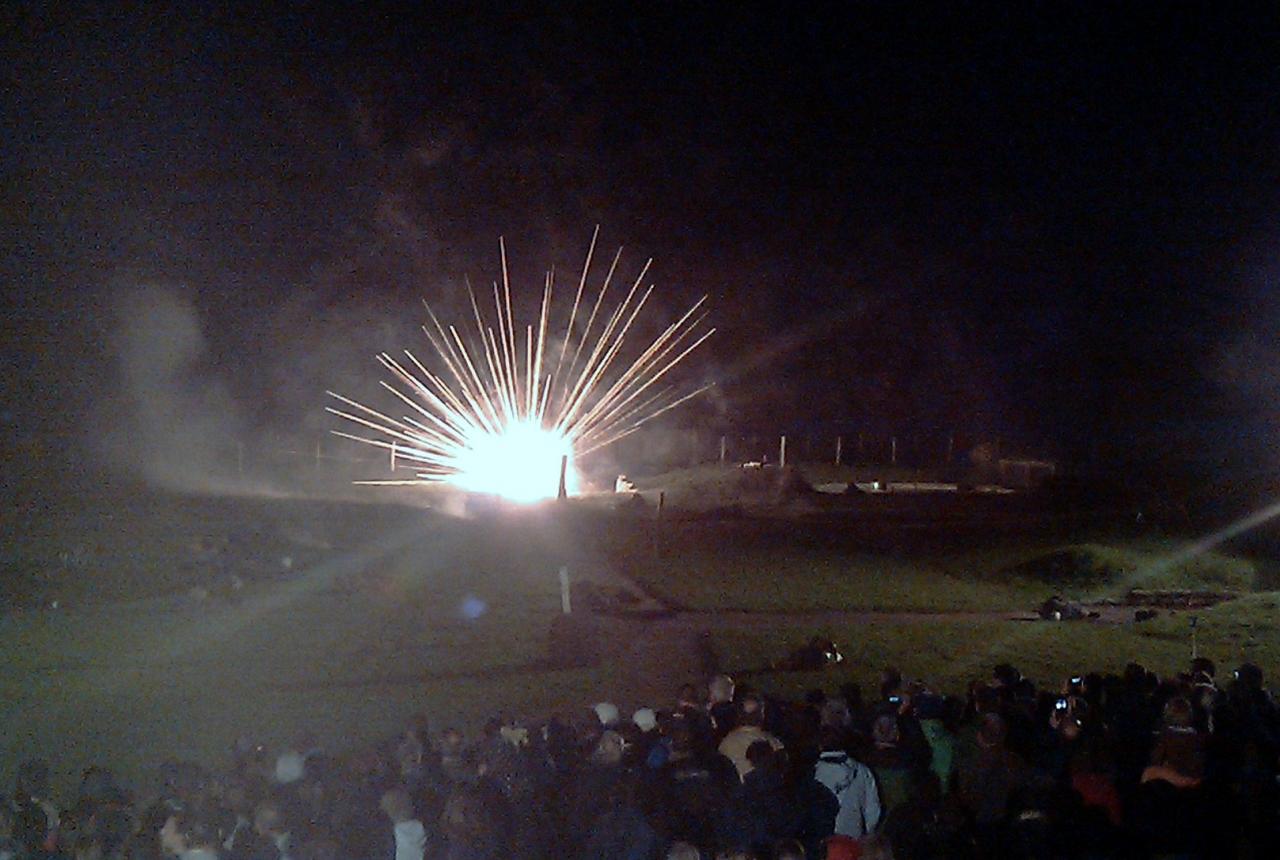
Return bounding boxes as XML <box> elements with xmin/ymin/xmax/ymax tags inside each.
<box><xmin>171</xmin><ymin>427</ymin><xmax>1025</xmax><ymax>484</ymax></box>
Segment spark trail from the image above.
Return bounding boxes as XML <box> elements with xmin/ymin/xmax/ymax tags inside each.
<box><xmin>327</xmin><ymin>231</ymin><xmax>715</xmax><ymax>502</ymax></box>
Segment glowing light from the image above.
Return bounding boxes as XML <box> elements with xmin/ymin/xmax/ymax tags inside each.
<box><xmin>448</xmin><ymin>420</ymin><xmax>575</xmax><ymax>502</ymax></box>
<box><xmin>327</xmin><ymin>230</ymin><xmax>714</xmax><ymax>502</ymax></box>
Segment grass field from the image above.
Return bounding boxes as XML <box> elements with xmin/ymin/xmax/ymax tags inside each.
<box><xmin>712</xmin><ymin>592</ymin><xmax>1280</xmax><ymax>703</ymax></box>
<box><xmin>3</xmin><ymin>468</ymin><xmax>1278</xmax><ymax>797</ymax></box>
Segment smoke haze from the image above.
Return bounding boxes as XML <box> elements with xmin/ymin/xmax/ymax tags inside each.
<box><xmin>100</xmin><ymin>286</ymin><xmax>250</xmax><ymax>493</ymax></box>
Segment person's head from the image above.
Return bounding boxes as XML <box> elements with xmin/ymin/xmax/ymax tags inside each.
<box><xmin>633</xmin><ymin>707</ymin><xmax>658</xmax><ymax>734</ymax></box>
<box><xmin>292</xmin><ymin>838</ymin><xmax>342</xmax><ymax>860</ymax></box>
<box><xmin>72</xmin><ymin>835</ymin><xmax>103</xmax><ymax>860</ymax></box>
<box><xmin>819</xmin><ymin>698</ymin><xmax>851</xmax><ymax>730</ymax></box>
<box><xmin>1234</xmin><ymin>662</ymin><xmax>1264</xmax><ymax>691</ymax></box>
<box><xmin>838</xmin><ymin>682</ymin><xmax>862</xmax><ymax>710</ymax></box>
<box><xmin>977</xmin><ymin>713</ymin><xmax>1007</xmax><ymax>749</ymax></box>
<box><xmin>1057</xmin><ymin>714</ymin><xmax>1082</xmax><ymax>742</ymax></box>
<box><xmin>274</xmin><ymin>751</ymin><xmax>306</xmax><ymax>785</ymax></box>
<box><xmin>160</xmin><ymin>810</ymin><xmax>218</xmax><ymax>857</ymax></box>
<box><xmin>709</xmin><ymin>674</ymin><xmax>736</xmax><ymax>705</ymax></box>
<box><xmin>871</xmin><ymin>714</ymin><xmax>900</xmax><ymax>748</ymax></box>
<box><xmin>253</xmin><ymin>800</ymin><xmax>286</xmax><ymax>837</ymax></box>
<box><xmin>973</xmin><ymin>684</ymin><xmax>1000</xmax><ymax>714</ymax></box>
<box><xmin>439</xmin><ymin>727</ymin><xmax>465</xmax><ymax>757</ymax></box>
<box><xmin>590</xmin><ymin>731</ymin><xmax>627</xmax><ymax>766</ymax></box>
<box><xmin>773</xmin><ymin>838</ymin><xmax>805</xmax><ymax>860</ymax></box>
<box><xmin>1123</xmin><ymin>662</ymin><xmax>1147</xmax><ymax>687</ymax></box>
<box><xmin>857</xmin><ymin>833</ymin><xmax>894</xmax><ymax>860</ymax></box>
<box><xmin>78</xmin><ymin>766</ymin><xmax>120</xmax><ymax>806</ymax></box>
<box><xmin>744</xmin><ymin>739</ymin><xmax>774</xmax><ymax>774</ymax></box>
<box><xmin>1190</xmin><ymin>656</ymin><xmax>1216</xmax><ymax>680</ymax></box>
<box><xmin>667</xmin><ymin>718</ymin><xmax>694</xmax><ymax>756</ymax></box>
<box><xmin>593</xmin><ymin>702</ymin><xmax>620</xmax><ymax>728</ymax></box>
<box><xmin>220</xmin><ymin>776</ymin><xmax>252</xmax><ymax>815</ymax></box>
<box><xmin>879</xmin><ymin>666</ymin><xmax>902</xmax><ymax>699</ymax></box>
<box><xmin>96</xmin><ymin>806</ymin><xmax>135</xmax><ymax>858</ymax></box>
<box><xmin>738</xmin><ymin>693</ymin><xmax>765</xmax><ymax>727</ymax></box>
<box><xmin>992</xmin><ymin>663</ymin><xmax>1021</xmax><ymax>688</ymax></box>
<box><xmin>16</xmin><ymin>759</ymin><xmax>50</xmax><ymax>799</ymax></box>
<box><xmin>914</xmin><ymin>694</ymin><xmax>945</xmax><ymax>722</ymax></box>
<box><xmin>440</xmin><ymin>787</ymin><xmax>494</xmax><ymax>842</ymax></box>
<box><xmin>822</xmin><ymin>835</ymin><xmax>859</xmax><ymax>860</ymax></box>
<box><xmin>1161</xmin><ymin>696</ymin><xmax>1195</xmax><ymax>729</ymax></box>
<box><xmin>379</xmin><ymin>788</ymin><xmax>415</xmax><ymax>824</ymax></box>
<box><xmin>666</xmin><ymin>841</ymin><xmax>703</xmax><ymax>860</ymax></box>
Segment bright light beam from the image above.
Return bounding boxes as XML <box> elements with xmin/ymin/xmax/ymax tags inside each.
<box><xmin>327</xmin><ymin>234</ymin><xmax>714</xmax><ymax>502</ymax></box>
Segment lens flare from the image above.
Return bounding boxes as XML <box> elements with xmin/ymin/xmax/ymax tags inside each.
<box><xmin>326</xmin><ymin>230</ymin><xmax>714</xmax><ymax>502</ymax></box>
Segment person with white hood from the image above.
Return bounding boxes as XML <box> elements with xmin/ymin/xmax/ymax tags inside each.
<box><xmin>379</xmin><ymin>788</ymin><xmax>427</xmax><ymax>860</ymax></box>
<box><xmin>813</xmin><ymin>726</ymin><xmax>882</xmax><ymax>838</ymax></box>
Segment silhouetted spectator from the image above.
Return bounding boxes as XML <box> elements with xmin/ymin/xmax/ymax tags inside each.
<box><xmin>719</xmin><ymin>694</ymin><xmax>785</xmax><ymax>782</ymax></box>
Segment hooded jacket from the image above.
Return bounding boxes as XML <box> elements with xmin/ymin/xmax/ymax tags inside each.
<box><xmin>813</xmin><ymin>750</ymin><xmax>882</xmax><ymax>838</ymax></box>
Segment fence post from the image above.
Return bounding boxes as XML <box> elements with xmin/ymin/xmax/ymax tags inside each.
<box><xmin>835</xmin><ymin>436</ymin><xmax>843</xmax><ymax>465</ymax></box>
<box><xmin>780</xmin><ymin>435</ymin><xmax>787</xmax><ymax>469</ymax></box>
<box><xmin>559</xmin><ymin>566</ymin><xmax>572</xmax><ymax>615</ymax></box>
<box><xmin>390</xmin><ymin>441</ymin><xmax>398</xmax><ymax>472</ymax></box>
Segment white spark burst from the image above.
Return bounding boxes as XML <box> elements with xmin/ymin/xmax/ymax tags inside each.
<box><xmin>326</xmin><ymin>230</ymin><xmax>715</xmax><ymax>502</ymax></box>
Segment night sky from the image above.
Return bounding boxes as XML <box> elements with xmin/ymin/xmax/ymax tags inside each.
<box><xmin>5</xmin><ymin>4</ymin><xmax>1280</xmax><ymax>485</ymax></box>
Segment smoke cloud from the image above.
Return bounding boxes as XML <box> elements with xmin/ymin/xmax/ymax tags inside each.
<box><xmin>99</xmin><ymin>285</ymin><xmax>251</xmax><ymax>494</ymax></box>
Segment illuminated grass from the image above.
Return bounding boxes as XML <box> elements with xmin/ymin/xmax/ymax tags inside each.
<box><xmin>3</xmin><ymin>483</ymin><xmax>1271</xmax><ymax>797</ymax></box>
<box><xmin>712</xmin><ymin>594</ymin><xmax>1280</xmax><ymax>701</ymax></box>
<box><xmin>623</xmin><ymin>544</ymin><xmax>1044</xmax><ymax>612</ymax></box>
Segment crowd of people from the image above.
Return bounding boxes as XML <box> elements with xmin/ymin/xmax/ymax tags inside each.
<box><xmin>5</xmin><ymin>656</ymin><xmax>1280</xmax><ymax>859</ymax></box>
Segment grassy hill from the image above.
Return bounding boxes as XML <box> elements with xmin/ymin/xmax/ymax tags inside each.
<box><xmin>3</xmin><ymin>473</ymin><xmax>1276</xmax><ymax>796</ymax></box>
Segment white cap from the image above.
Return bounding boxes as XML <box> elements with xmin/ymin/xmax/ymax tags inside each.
<box><xmin>632</xmin><ymin>707</ymin><xmax>657</xmax><ymax>732</ymax></box>
<box><xmin>274</xmin><ymin>751</ymin><xmax>305</xmax><ymax>784</ymax></box>
<box><xmin>593</xmin><ymin>701</ymin><xmax>620</xmax><ymax>726</ymax></box>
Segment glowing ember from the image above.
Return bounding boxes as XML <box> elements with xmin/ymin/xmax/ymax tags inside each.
<box><xmin>326</xmin><ymin>230</ymin><xmax>713</xmax><ymax>502</ymax></box>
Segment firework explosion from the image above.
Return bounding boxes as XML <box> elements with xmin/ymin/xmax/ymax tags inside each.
<box><xmin>327</xmin><ymin>231</ymin><xmax>715</xmax><ymax>502</ymax></box>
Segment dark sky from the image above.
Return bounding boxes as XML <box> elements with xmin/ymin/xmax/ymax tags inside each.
<box><xmin>5</xmin><ymin>3</ymin><xmax>1280</xmax><ymax>480</ymax></box>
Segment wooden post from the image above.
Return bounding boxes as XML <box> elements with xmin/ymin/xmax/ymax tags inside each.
<box><xmin>891</xmin><ymin>436</ymin><xmax>897</xmax><ymax>465</ymax></box>
<box><xmin>779</xmin><ymin>435</ymin><xmax>787</xmax><ymax>469</ymax></box>
<box><xmin>559</xmin><ymin>566</ymin><xmax>572</xmax><ymax>615</ymax></box>
<box><xmin>719</xmin><ymin>435</ymin><xmax>727</xmax><ymax>464</ymax></box>
<box><xmin>657</xmin><ymin>491</ymin><xmax>665</xmax><ymax>517</ymax></box>
<box><xmin>390</xmin><ymin>441</ymin><xmax>398</xmax><ymax>472</ymax></box>
<box><xmin>835</xmin><ymin>436</ymin><xmax>843</xmax><ymax>465</ymax></box>
<box><xmin>557</xmin><ymin>454</ymin><xmax>568</xmax><ymax>500</ymax></box>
